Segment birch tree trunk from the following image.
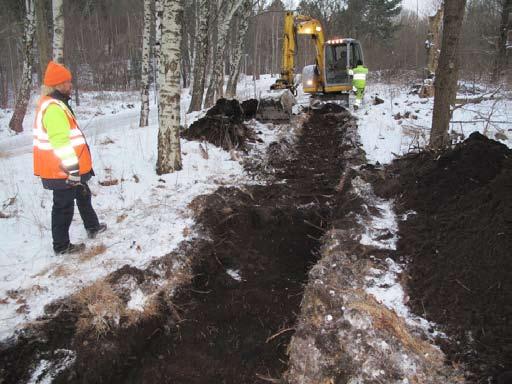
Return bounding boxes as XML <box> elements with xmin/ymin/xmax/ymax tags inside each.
<box><xmin>35</xmin><ymin>0</ymin><xmax>51</xmax><ymax>83</ymax></box>
<box><xmin>9</xmin><ymin>0</ymin><xmax>36</xmax><ymax>134</ymax></box>
<box><xmin>204</xmin><ymin>0</ymin><xmax>244</xmax><ymax>108</ymax></box>
<box><xmin>188</xmin><ymin>0</ymin><xmax>209</xmax><ymax>112</ymax></box>
<box><xmin>491</xmin><ymin>0</ymin><xmax>512</xmax><ymax>82</ymax></box>
<box><xmin>154</xmin><ymin>0</ymin><xmax>163</xmax><ymax>101</ymax></box>
<box><xmin>430</xmin><ymin>0</ymin><xmax>467</xmax><ymax>150</ymax></box>
<box><xmin>426</xmin><ymin>6</ymin><xmax>443</xmax><ymax>76</ymax></box>
<box><xmin>139</xmin><ymin>0</ymin><xmax>152</xmax><ymax>127</ymax></box>
<box><xmin>52</xmin><ymin>0</ymin><xmax>64</xmax><ymax>63</ymax></box>
<box><xmin>226</xmin><ymin>0</ymin><xmax>252</xmax><ymax>98</ymax></box>
<box><xmin>156</xmin><ymin>0</ymin><xmax>183</xmax><ymax>175</ymax></box>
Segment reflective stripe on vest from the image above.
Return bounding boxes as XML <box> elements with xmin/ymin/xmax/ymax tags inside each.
<box><xmin>33</xmin><ymin>96</ymin><xmax>92</xmax><ymax>179</ymax></box>
<box><xmin>353</xmin><ymin>73</ymin><xmax>366</xmax><ymax>81</ymax></box>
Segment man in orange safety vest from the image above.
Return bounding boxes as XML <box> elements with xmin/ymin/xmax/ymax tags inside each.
<box><xmin>33</xmin><ymin>61</ymin><xmax>106</xmax><ymax>255</ymax></box>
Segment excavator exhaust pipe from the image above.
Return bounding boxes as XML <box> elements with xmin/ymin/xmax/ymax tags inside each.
<box><xmin>256</xmin><ymin>89</ymin><xmax>296</xmax><ymax>123</ymax></box>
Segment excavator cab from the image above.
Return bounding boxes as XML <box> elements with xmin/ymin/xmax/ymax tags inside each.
<box><xmin>302</xmin><ymin>38</ymin><xmax>364</xmax><ymax>102</ymax></box>
<box><xmin>324</xmin><ymin>39</ymin><xmax>363</xmax><ymax>91</ymax></box>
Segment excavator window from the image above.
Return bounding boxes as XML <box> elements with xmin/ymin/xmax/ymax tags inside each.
<box><xmin>325</xmin><ymin>44</ymin><xmax>348</xmax><ymax>70</ymax></box>
<box><xmin>350</xmin><ymin>42</ymin><xmax>363</xmax><ymax>68</ymax></box>
<box><xmin>325</xmin><ymin>43</ymin><xmax>350</xmax><ymax>85</ymax></box>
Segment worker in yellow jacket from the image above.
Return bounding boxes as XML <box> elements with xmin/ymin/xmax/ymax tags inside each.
<box><xmin>351</xmin><ymin>60</ymin><xmax>368</xmax><ymax>109</ymax></box>
<box><xmin>33</xmin><ymin>61</ymin><xmax>106</xmax><ymax>255</ymax></box>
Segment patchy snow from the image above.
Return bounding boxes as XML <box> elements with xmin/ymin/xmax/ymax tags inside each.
<box><xmin>359</xmin><ymin>199</ymin><xmax>398</xmax><ymax>250</ymax></box>
<box><xmin>357</xmin><ymin>82</ymin><xmax>512</xmax><ymax>164</ymax></box>
<box><xmin>0</xmin><ymin>75</ymin><xmax>283</xmax><ymax>341</ymax></box>
<box><xmin>226</xmin><ymin>269</ymin><xmax>242</xmax><ymax>281</ymax></box>
<box><xmin>127</xmin><ymin>288</ymin><xmax>147</xmax><ymax>312</ymax></box>
<box><xmin>27</xmin><ymin>349</ymin><xmax>76</xmax><ymax>384</ymax></box>
<box><xmin>365</xmin><ymin>258</ymin><xmax>442</xmax><ymax>336</ymax></box>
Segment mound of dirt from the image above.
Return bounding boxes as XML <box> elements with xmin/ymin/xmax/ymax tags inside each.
<box><xmin>374</xmin><ymin>132</ymin><xmax>512</xmax><ymax>382</ymax></box>
<box><xmin>183</xmin><ymin>98</ymin><xmax>259</xmax><ymax>150</ymax></box>
<box><xmin>241</xmin><ymin>99</ymin><xmax>258</xmax><ymax>120</ymax></box>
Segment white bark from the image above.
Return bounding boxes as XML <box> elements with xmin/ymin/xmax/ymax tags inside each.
<box><xmin>188</xmin><ymin>0</ymin><xmax>209</xmax><ymax>112</ymax></box>
<box><xmin>9</xmin><ymin>0</ymin><xmax>36</xmax><ymax>133</ymax></box>
<box><xmin>139</xmin><ymin>0</ymin><xmax>152</xmax><ymax>127</ymax></box>
<box><xmin>226</xmin><ymin>0</ymin><xmax>252</xmax><ymax>98</ymax></box>
<box><xmin>204</xmin><ymin>0</ymin><xmax>244</xmax><ymax>108</ymax></box>
<box><xmin>154</xmin><ymin>0</ymin><xmax>163</xmax><ymax>90</ymax></box>
<box><xmin>52</xmin><ymin>0</ymin><xmax>64</xmax><ymax>63</ymax></box>
<box><xmin>156</xmin><ymin>0</ymin><xmax>183</xmax><ymax>175</ymax></box>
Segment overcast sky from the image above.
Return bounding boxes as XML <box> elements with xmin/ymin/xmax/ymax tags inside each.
<box><xmin>401</xmin><ymin>0</ymin><xmax>436</xmax><ymax>15</ymax></box>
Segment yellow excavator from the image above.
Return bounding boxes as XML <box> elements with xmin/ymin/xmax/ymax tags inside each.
<box><xmin>256</xmin><ymin>11</ymin><xmax>364</xmax><ymax>121</ymax></box>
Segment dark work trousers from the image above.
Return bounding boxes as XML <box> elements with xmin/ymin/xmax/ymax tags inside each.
<box><xmin>52</xmin><ymin>183</ymin><xmax>99</xmax><ymax>252</ymax></box>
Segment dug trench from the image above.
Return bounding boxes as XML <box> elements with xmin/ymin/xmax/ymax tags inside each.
<box><xmin>0</xmin><ymin>104</ymin><xmax>360</xmax><ymax>383</ymax></box>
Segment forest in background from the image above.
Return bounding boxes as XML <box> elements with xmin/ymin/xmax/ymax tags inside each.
<box><xmin>0</xmin><ymin>0</ymin><xmax>509</xmax><ymax>109</ymax></box>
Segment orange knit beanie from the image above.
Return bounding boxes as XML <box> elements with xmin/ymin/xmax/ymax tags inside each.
<box><xmin>43</xmin><ymin>61</ymin><xmax>72</xmax><ymax>87</ymax></box>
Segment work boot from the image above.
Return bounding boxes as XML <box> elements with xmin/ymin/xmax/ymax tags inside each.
<box><xmin>54</xmin><ymin>243</ymin><xmax>86</xmax><ymax>255</ymax></box>
<box><xmin>87</xmin><ymin>223</ymin><xmax>107</xmax><ymax>239</ymax></box>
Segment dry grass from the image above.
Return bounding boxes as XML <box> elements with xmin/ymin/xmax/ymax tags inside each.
<box><xmin>98</xmin><ymin>179</ymin><xmax>119</xmax><ymax>186</ymax></box>
<box><xmin>187</xmin><ymin>195</ymin><xmax>209</xmax><ymax>216</ymax></box>
<box><xmin>116</xmin><ymin>213</ymin><xmax>128</xmax><ymax>223</ymax></box>
<box><xmin>350</xmin><ymin>294</ymin><xmax>441</xmax><ymax>360</ymax></box>
<box><xmin>75</xmin><ymin>281</ymin><xmax>125</xmax><ymax>337</ymax></box>
<box><xmin>79</xmin><ymin>244</ymin><xmax>107</xmax><ymax>262</ymax></box>
<box><xmin>51</xmin><ymin>264</ymin><xmax>72</xmax><ymax>277</ymax></box>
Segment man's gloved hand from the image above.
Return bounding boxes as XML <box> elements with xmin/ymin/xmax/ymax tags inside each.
<box><xmin>66</xmin><ymin>171</ymin><xmax>81</xmax><ymax>186</ymax></box>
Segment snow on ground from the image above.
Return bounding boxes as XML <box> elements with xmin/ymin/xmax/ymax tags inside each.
<box><xmin>352</xmin><ymin>80</ymin><xmax>512</xmax><ymax>342</ymax></box>
<box><xmin>0</xmin><ymin>73</ymin><xmax>510</xmax><ymax>347</ymax></box>
<box><xmin>0</xmin><ymin>75</ymin><xmax>280</xmax><ymax>341</ymax></box>
<box><xmin>358</xmin><ymin>82</ymin><xmax>512</xmax><ymax>164</ymax></box>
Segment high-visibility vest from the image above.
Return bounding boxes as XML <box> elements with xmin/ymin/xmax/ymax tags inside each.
<box><xmin>352</xmin><ymin>65</ymin><xmax>368</xmax><ymax>89</ymax></box>
<box><xmin>33</xmin><ymin>96</ymin><xmax>92</xmax><ymax>179</ymax></box>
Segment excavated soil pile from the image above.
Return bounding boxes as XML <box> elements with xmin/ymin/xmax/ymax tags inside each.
<box><xmin>374</xmin><ymin>132</ymin><xmax>512</xmax><ymax>382</ymax></box>
<box><xmin>183</xmin><ymin>98</ymin><xmax>260</xmax><ymax>150</ymax></box>
<box><xmin>0</xmin><ymin>106</ymin><xmax>355</xmax><ymax>383</ymax></box>
<box><xmin>241</xmin><ymin>98</ymin><xmax>258</xmax><ymax>119</ymax></box>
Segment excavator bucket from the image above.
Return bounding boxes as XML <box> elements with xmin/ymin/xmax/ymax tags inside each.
<box><xmin>256</xmin><ymin>89</ymin><xmax>296</xmax><ymax>123</ymax></box>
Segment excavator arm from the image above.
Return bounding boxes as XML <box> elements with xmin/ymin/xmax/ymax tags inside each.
<box><xmin>258</xmin><ymin>12</ymin><xmax>334</xmax><ymax>122</ymax></box>
<box><xmin>271</xmin><ymin>12</ymin><xmax>325</xmax><ymax>93</ymax></box>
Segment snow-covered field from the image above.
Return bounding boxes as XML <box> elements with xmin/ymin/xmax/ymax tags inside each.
<box><xmin>358</xmin><ymin>82</ymin><xmax>512</xmax><ymax>164</ymax></box>
<box><xmin>0</xmin><ymin>75</ymin><xmax>276</xmax><ymax>340</ymax></box>
<box><xmin>0</xmin><ymin>74</ymin><xmax>510</xmax><ymax>346</ymax></box>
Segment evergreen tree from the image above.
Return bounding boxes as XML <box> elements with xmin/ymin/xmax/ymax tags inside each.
<box><xmin>342</xmin><ymin>0</ymin><xmax>401</xmax><ymax>41</ymax></box>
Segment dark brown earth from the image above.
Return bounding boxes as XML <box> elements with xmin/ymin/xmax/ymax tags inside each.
<box><xmin>372</xmin><ymin>132</ymin><xmax>512</xmax><ymax>383</ymax></box>
<box><xmin>0</xmin><ymin>105</ymin><xmax>356</xmax><ymax>383</ymax></box>
<box><xmin>182</xmin><ymin>98</ymin><xmax>261</xmax><ymax>151</ymax></box>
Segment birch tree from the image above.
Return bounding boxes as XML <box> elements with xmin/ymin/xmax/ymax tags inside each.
<box><xmin>188</xmin><ymin>0</ymin><xmax>209</xmax><ymax>112</ymax></box>
<box><xmin>204</xmin><ymin>0</ymin><xmax>244</xmax><ymax>108</ymax></box>
<box><xmin>9</xmin><ymin>0</ymin><xmax>35</xmax><ymax>133</ymax></box>
<box><xmin>226</xmin><ymin>0</ymin><xmax>252</xmax><ymax>98</ymax></box>
<box><xmin>156</xmin><ymin>0</ymin><xmax>182</xmax><ymax>175</ymax></box>
<box><xmin>154</xmin><ymin>0</ymin><xmax>163</xmax><ymax>98</ymax></box>
<box><xmin>492</xmin><ymin>0</ymin><xmax>512</xmax><ymax>82</ymax></box>
<box><xmin>52</xmin><ymin>0</ymin><xmax>64</xmax><ymax>63</ymax></box>
<box><xmin>139</xmin><ymin>0</ymin><xmax>152</xmax><ymax>127</ymax></box>
<box><xmin>430</xmin><ymin>0</ymin><xmax>467</xmax><ymax>149</ymax></box>
<box><xmin>35</xmin><ymin>0</ymin><xmax>51</xmax><ymax>82</ymax></box>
